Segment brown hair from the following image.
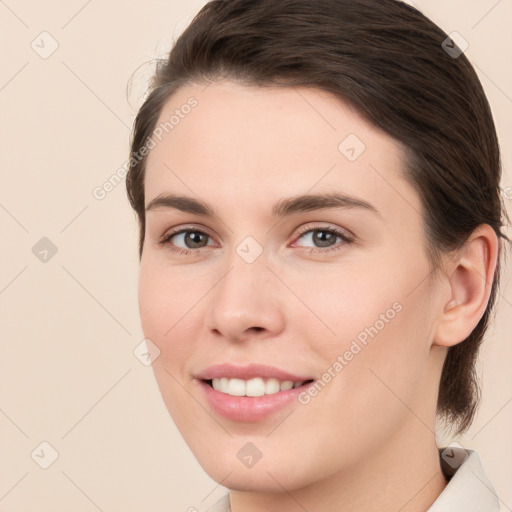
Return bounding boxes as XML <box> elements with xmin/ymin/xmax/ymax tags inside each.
<box><xmin>126</xmin><ymin>0</ymin><xmax>508</xmax><ymax>435</ymax></box>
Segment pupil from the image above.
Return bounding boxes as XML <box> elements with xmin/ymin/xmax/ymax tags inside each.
<box><xmin>187</xmin><ymin>232</ymin><xmax>206</xmax><ymax>248</ymax></box>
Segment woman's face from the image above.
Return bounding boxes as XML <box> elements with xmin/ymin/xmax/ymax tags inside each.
<box><xmin>139</xmin><ymin>81</ymin><xmax>449</xmax><ymax>492</ymax></box>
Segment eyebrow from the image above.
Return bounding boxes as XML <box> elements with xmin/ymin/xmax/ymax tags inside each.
<box><xmin>145</xmin><ymin>192</ymin><xmax>381</xmax><ymax>219</ymax></box>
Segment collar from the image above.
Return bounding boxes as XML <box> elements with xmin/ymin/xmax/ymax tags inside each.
<box><xmin>427</xmin><ymin>446</ymin><xmax>500</xmax><ymax>511</ymax></box>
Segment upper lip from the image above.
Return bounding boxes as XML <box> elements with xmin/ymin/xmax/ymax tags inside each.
<box><xmin>195</xmin><ymin>363</ymin><xmax>314</xmax><ymax>382</ymax></box>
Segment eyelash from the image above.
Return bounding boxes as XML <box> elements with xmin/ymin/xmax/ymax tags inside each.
<box><xmin>158</xmin><ymin>224</ymin><xmax>354</xmax><ymax>256</ymax></box>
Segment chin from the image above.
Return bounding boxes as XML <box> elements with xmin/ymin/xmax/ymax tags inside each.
<box><xmin>206</xmin><ymin>465</ymin><xmax>300</xmax><ymax>493</ymax></box>
<box><xmin>193</xmin><ymin>448</ymin><xmax>314</xmax><ymax>494</ymax></box>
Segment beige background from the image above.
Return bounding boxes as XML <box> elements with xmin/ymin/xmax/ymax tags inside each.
<box><xmin>0</xmin><ymin>0</ymin><xmax>511</xmax><ymax>510</ymax></box>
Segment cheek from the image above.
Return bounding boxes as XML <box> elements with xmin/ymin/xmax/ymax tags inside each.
<box><xmin>138</xmin><ymin>265</ymin><xmax>201</xmax><ymax>424</ymax></box>
<box><xmin>297</xmin><ymin>265</ymin><xmax>404</xmax><ymax>350</ymax></box>
<box><xmin>138</xmin><ymin>263</ymin><xmax>194</xmax><ymax>366</ymax></box>
<box><xmin>306</xmin><ymin>260</ymin><xmax>434</xmax><ymax>408</ymax></box>
<box><xmin>300</xmin><ymin>307</ymin><xmax>431</xmax><ymax>464</ymax></box>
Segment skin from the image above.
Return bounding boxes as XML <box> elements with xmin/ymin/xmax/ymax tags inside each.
<box><xmin>138</xmin><ymin>81</ymin><xmax>498</xmax><ymax>512</ymax></box>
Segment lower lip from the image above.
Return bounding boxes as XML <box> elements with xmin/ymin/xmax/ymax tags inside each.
<box><xmin>197</xmin><ymin>380</ymin><xmax>314</xmax><ymax>422</ymax></box>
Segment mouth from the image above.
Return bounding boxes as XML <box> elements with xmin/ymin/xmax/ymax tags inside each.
<box><xmin>203</xmin><ymin>377</ymin><xmax>315</xmax><ymax>397</ymax></box>
<box><xmin>197</xmin><ymin>377</ymin><xmax>316</xmax><ymax>422</ymax></box>
<box><xmin>194</xmin><ymin>363</ymin><xmax>317</xmax><ymax>421</ymax></box>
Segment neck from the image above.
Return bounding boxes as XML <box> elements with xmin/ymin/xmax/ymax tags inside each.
<box><xmin>229</xmin><ymin>423</ymin><xmax>448</xmax><ymax>512</ymax></box>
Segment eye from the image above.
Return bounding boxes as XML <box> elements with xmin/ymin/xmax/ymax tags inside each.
<box><xmin>292</xmin><ymin>224</ymin><xmax>354</xmax><ymax>253</ymax></box>
<box><xmin>159</xmin><ymin>226</ymin><xmax>215</xmax><ymax>255</ymax></box>
<box><xmin>159</xmin><ymin>223</ymin><xmax>354</xmax><ymax>256</ymax></box>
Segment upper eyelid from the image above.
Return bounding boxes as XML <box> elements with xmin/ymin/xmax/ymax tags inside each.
<box><xmin>160</xmin><ymin>224</ymin><xmax>216</xmax><ymax>242</ymax></box>
<box><xmin>295</xmin><ymin>222</ymin><xmax>353</xmax><ymax>237</ymax></box>
<box><xmin>160</xmin><ymin>222</ymin><xmax>353</xmax><ymax>245</ymax></box>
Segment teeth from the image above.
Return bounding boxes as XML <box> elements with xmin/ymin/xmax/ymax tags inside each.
<box><xmin>228</xmin><ymin>378</ymin><xmax>246</xmax><ymax>396</ymax></box>
<box><xmin>211</xmin><ymin>377</ymin><xmax>305</xmax><ymax>397</ymax></box>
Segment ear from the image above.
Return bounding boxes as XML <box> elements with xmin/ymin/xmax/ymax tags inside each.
<box><xmin>433</xmin><ymin>224</ymin><xmax>499</xmax><ymax>347</ymax></box>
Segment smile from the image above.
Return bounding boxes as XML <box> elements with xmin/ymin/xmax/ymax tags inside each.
<box><xmin>209</xmin><ymin>377</ymin><xmax>312</xmax><ymax>397</ymax></box>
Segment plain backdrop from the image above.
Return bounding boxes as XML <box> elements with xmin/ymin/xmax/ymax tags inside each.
<box><xmin>0</xmin><ymin>0</ymin><xmax>511</xmax><ymax>511</ymax></box>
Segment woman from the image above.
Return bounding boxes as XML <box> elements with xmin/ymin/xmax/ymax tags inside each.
<box><xmin>126</xmin><ymin>0</ymin><xmax>508</xmax><ymax>510</ymax></box>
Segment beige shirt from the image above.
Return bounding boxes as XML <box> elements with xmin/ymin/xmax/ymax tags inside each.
<box><xmin>204</xmin><ymin>447</ymin><xmax>500</xmax><ymax>511</ymax></box>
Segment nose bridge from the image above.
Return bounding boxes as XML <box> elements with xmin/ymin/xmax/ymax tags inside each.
<box><xmin>205</xmin><ymin>244</ymin><xmax>284</xmax><ymax>341</ymax></box>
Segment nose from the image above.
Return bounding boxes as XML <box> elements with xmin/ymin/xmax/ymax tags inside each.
<box><xmin>204</xmin><ymin>252</ymin><xmax>285</xmax><ymax>343</ymax></box>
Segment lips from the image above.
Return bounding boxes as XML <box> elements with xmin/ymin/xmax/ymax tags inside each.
<box><xmin>195</xmin><ymin>363</ymin><xmax>314</xmax><ymax>382</ymax></box>
<box><xmin>197</xmin><ymin>379</ymin><xmax>315</xmax><ymax>421</ymax></box>
<box><xmin>194</xmin><ymin>363</ymin><xmax>316</xmax><ymax>422</ymax></box>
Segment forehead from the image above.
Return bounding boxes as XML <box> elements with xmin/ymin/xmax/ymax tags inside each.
<box><xmin>144</xmin><ymin>81</ymin><xmax>421</xmax><ymax>221</ymax></box>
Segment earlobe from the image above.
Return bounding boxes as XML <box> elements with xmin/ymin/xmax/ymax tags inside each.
<box><xmin>433</xmin><ymin>224</ymin><xmax>499</xmax><ymax>348</ymax></box>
